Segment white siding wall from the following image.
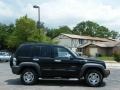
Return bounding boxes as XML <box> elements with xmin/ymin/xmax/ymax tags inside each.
<box><xmin>71</xmin><ymin>39</ymin><xmax>79</xmax><ymax>48</ymax></box>
<box><xmin>55</xmin><ymin>35</ymin><xmax>100</xmax><ymax>52</ymax></box>
<box><xmin>84</xmin><ymin>40</ymin><xmax>89</xmax><ymax>43</ymax></box>
<box><xmin>55</xmin><ymin>35</ymin><xmax>72</xmax><ymax>48</ymax></box>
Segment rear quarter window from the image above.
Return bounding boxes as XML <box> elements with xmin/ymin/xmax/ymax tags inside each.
<box><xmin>16</xmin><ymin>45</ymin><xmax>32</xmax><ymax>57</ymax></box>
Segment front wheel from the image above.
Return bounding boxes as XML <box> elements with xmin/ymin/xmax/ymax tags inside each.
<box><xmin>21</xmin><ymin>69</ymin><xmax>38</xmax><ymax>85</ymax></box>
<box><xmin>5</xmin><ymin>60</ymin><xmax>8</xmax><ymax>62</ymax></box>
<box><xmin>84</xmin><ymin>70</ymin><xmax>103</xmax><ymax>87</ymax></box>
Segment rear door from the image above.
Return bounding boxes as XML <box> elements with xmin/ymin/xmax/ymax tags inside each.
<box><xmin>32</xmin><ymin>45</ymin><xmax>54</xmax><ymax>77</ymax></box>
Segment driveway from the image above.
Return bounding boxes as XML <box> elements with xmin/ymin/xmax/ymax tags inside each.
<box><xmin>0</xmin><ymin>62</ymin><xmax>120</xmax><ymax>90</ymax></box>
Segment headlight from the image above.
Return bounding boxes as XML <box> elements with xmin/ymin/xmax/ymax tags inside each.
<box><xmin>13</xmin><ymin>58</ymin><xmax>17</xmax><ymax>66</ymax></box>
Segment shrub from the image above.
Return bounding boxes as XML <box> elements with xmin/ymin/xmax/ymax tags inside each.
<box><xmin>113</xmin><ymin>52</ymin><xmax>120</xmax><ymax>62</ymax></box>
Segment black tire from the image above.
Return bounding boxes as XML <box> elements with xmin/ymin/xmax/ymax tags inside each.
<box><xmin>5</xmin><ymin>60</ymin><xmax>8</xmax><ymax>62</ymax></box>
<box><xmin>21</xmin><ymin>69</ymin><xmax>39</xmax><ymax>85</ymax></box>
<box><xmin>84</xmin><ymin>70</ymin><xmax>103</xmax><ymax>87</ymax></box>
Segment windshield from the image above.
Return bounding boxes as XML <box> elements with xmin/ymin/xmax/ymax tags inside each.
<box><xmin>67</xmin><ymin>48</ymin><xmax>80</xmax><ymax>57</ymax></box>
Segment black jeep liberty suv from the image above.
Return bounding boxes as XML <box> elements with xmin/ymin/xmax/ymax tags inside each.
<box><xmin>10</xmin><ymin>43</ymin><xmax>110</xmax><ymax>87</ymax></box>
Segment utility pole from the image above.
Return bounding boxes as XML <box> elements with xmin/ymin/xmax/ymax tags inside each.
<box><xmin>33</xmin><ymin>5</ymin><xmax>40</xmax><ymax>28</ymax></box>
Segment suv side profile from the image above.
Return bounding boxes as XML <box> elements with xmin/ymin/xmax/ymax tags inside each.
<box><xmin>10</xmin><ymin>43</ymin><xmax>110</xmax><ymax>87</ymax></box>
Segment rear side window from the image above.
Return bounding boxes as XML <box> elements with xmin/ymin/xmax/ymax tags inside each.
<box><xmin>33</xmin><ymin>46</ymin><xmax>52</xmax><ymax>58</ymax></box>
<box><xmin>32</xmin><ymin>46</ymin><xmax>40</xmax><ymax>57</ymax></box>
<box><xmin>40</xmin><ymin>46</ymin><xmax>51</xmax><ymax>57</ymax></box>
<box><xmin>16</xmin><ymin>45</ymin><xmax>32</xmax><ymax>57</ymax></box>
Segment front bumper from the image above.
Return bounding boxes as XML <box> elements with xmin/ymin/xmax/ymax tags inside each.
<box><xmin>104</xmin><ymin>69</ymin><xmax>110</xmax><ymax>77</ymax></box>
<box><xmin>0</xmin><ymin>58</ymin><xmax>10</xmax><ymax>61</ymax></box>
<box><xmin>11</xmin><ymin>66</ymin><xmax>20</xmax><ymax>75</ymax></box>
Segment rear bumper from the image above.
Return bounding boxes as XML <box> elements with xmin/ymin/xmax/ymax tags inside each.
<box><xmin>11</xmin><ymin>66</ymin><xmax>20</xmax><ymax>75</ymax></box>
<box><xmin>104</xmin><ymin>69</ymin><xmax>110</xmax><ymax>77</ymax></box>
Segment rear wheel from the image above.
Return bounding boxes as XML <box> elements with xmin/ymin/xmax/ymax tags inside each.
<box><xmin>21</xmin><ymin>69</ymin><xmax>38</xmax><ymax>85</ymax></box>
<box><xmin>84</xmin><ymin>70</ymin><xmax>103</xmax><ymax>87</ymax></box>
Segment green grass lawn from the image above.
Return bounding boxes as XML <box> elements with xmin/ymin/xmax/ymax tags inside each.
<box><xmin>97</xmin><ymin>56</ymin><xmax>114</xmax><ymax>61</ymax></box>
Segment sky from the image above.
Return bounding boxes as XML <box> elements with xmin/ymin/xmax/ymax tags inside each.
<box><xmin>1</xmin><ymin>0</ymin><xmax>120</xmax><ymax>32</ymax></box>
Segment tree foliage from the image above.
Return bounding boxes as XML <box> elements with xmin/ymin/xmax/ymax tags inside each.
<box><xmin>110</xmin><ymin>30</ymin><xmax>119</xmax><ymax>39</ymax></box>
<box><xmin>0</xmin><ymin>16</ymin><xmax>119</xmax><ymax>51</ymax></box>
<box><xmin>5</xmin><ymin>15</ymin><xmax>56</xmax><ymax>50</ymax></box>
<box><xmin>47</xmin><ymin>26</ymin><xmax>72</xmax><ymax>39</ymax></box>
<box><xmin>73</xmin><ymin>21</ymin><xmax>119</xmax><ymax>39</ymax></box>
<box><xmin>0</xmin><ymin>23</ymin><xmax>12</xmax><ymax>49</ymax></box>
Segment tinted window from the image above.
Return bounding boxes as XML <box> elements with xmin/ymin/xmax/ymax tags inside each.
<box><xmin>16</xmin><ymin>45</ymin><xmax>32</xmax><ymax>57</ymax></box>
<box><xmin>32</xmin><ymin>46</ymin><xmax>40</xmax><ymax>57</ymax></box>
<box><xmin>32</xmin><ymin>46</ymin><xmax>52</xmax><ymax>58</ymax></box>
<box><xmin>40</xmin><ymin>46</ymin><xmax>51</xmax><ymax>57</ymax></box>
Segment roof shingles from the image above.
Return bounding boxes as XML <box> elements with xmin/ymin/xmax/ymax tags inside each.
<box><xmin>61</xmin><ymin>33</ymin><xmax>114</xmax><ymax>42</ymax></box>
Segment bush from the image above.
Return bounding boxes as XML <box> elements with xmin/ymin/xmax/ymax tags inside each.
<box><xmin>97</xmin><ymin>56</ymin><xmax>114</xmax><ymax>61</ymax></box>
<box><xmin>113</xmin><ymin>52</ymin><xmax>120</xmax><ymax>62</ymax></box>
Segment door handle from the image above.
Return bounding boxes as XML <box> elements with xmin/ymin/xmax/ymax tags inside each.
<box><xmin>54</xmin><ymin>59</ymin><xmax>61</xmax><ymax>62</ymax></box>
<box><xmin>33</xmin><ymin>58</ymin><xmax>39</xmax><ymax>61</ymax></box>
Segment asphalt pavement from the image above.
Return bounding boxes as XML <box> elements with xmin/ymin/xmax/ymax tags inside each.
<box><xmin>0</xmin><ymin>62</ymin><xmax>120</xmax><ymax>90</ymax></box>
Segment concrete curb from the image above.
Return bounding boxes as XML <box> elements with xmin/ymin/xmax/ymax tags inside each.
<box><xmin>105</xmin><ymin>61</ymin><xmax>118</xmax><ymax>63</ymax></box>
<box><xmin>106</xmin><ymin>63</ymin><xmax>120</xmax><ymax>69</ymax></box>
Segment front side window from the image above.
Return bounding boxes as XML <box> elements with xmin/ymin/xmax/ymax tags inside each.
<box><xmin>54</xmin><ymin>47</ymin><xmax>72</xmax><ymax>59</ymax></box>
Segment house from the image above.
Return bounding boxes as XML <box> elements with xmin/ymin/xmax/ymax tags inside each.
<box><xmin>55</xmin><ymin>33</ymin><xmax>116</xmax><ymax>56</ymax></box>
<box><xmin>78</xmin><ymin>41</ymin><xmax>120</xmax><ymax>56</ymax></box>
<box><xmin>113</xmin><ymin>41</ymin><xmax>120</xmax><ymax>54</ymax></box>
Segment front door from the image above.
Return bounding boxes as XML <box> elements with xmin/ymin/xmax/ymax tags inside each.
<box><xmin>52</xmin><ymin>46</ymin><xmax>80</xmax><ymax>77</ymax></box>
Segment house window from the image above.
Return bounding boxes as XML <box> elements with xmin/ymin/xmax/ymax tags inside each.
<box><xmin>79</xmin><ymin>48</ymin><xmax>83</xmax><ymax>52</ymax></box>
<box><xmin>77</xmin><ymin>48</ymin><xmax>83</xmax><ymax>52</ymax></box>
<box><xmin>79</xmin><ymin>39</ymin><xmax>84</xmax><ymax>44</ymax></box>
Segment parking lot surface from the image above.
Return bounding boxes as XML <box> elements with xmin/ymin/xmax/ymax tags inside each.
<box><xmin>0</xmin><ymin>62</ymin><xmax>120</xmax><ymax>90</ymax></box>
